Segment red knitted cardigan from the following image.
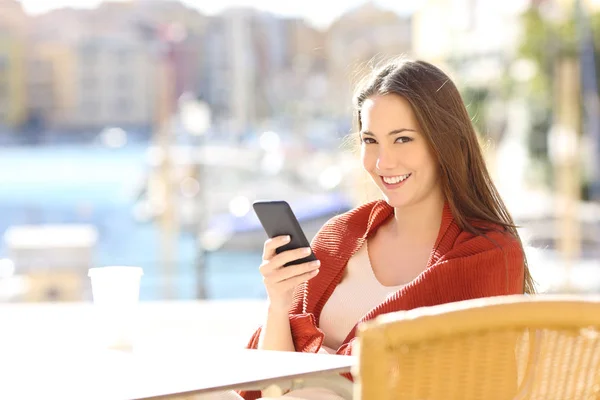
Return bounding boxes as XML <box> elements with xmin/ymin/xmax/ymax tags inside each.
<box><xmin>239</xmin><ymin>200</ymin><xmax>524</xmax><ymax>400</ymax></box>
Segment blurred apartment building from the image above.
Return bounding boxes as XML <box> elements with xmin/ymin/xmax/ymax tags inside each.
<box><xmin>325</xmin><ymin>3</ymin><xmax>413</xmax><ymax>121</ymax></box>
<box><xmin>201</xmin><ymin>2</ymin><xmax>413</xmax><ymax>137</ymax></box>
<box><xmin>201</xmin><ymin>8</ymin><xmax>328</xmax><ymax>137</ymax></box>
<box><xmin>0</xmin><ymin>0</ymin><xmax>415</xmax><ymax>136</ymax></box>
<box><xmin>9</xmin><ymin>0</ymin><xmax>600</xmax><ymax>138</ymax></box>
<box><xmin>0</xmin><ymin>0</ymin><xmax>28</xmax><ymax>131</ymax></box>
<box><xmin>27</xmin><ymin>2</ymin><xmax>159</xmax><ymax>133</ymax></box>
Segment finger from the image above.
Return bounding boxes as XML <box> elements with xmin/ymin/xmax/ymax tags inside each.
<box><xmin>269</xmin><ymin>247</ymin><xmax>313</xmax><ymax>269</ymax></box>
<box><xmin>262</xmin><ymin>235</ymin><xmax>290</xmax><ymax>260</ymax></box>
<box><xmin>259</xmin><ymin>246</ymin><xmax>312</xmax><ymax>276</ymax></box>
<box><xmin>274</xmin><ymin>260</ymin><xmax>320</xmax><ymax>282</ymax></box>
<box><xmin>266</xmin><ymin>260</ymin><xmax>320</xmax><ymax>284</ymax></box>
<box><xmin>280</xmin><ymin>268</ymin><xmax>320</xmax><ymax>291</ymax></box>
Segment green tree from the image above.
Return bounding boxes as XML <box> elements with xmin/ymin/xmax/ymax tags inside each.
<box><xmin>516</xmin><ymin>5</ymin><xmax>599</xmax><ymax>192</ymax></box>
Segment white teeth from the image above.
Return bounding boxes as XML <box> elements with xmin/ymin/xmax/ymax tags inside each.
<box><xmin>382</xmin><ymin>174</ymin><xmax>410</xmax><ymax>184</ymax></box>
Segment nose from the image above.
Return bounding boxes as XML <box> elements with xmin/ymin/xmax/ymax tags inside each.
<box><xmin>375</xmin><ymin>145</ymin><xmax>397</xmax><ymax>171</ymax></box>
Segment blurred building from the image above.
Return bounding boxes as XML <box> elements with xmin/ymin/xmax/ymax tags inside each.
<box><xmin>171</xmin><ymin>27</ymin><xmax>207</xmax><ymax>101</ymax></box>
<box><xmin>201</xmin><ymin>9</ymin><xmax>299</xmax><ymax>136</ymax></box>
<box><xmin>201</xmin><ymin>15</ymin><xmax>227</xmax><ymax>123</ymax></box>
<box><xmin>27</xmin><ymin>10</ymin><xmax>92</xmax><ymax>133</ymax></box>
<box><xmin>24</xmin><ymin>1</ymin><xmax>210</xmax><ymax>134</ymax></box>
<box><xmin>65</xmin><ymin>3</ymin><xmax>156</xmax><ymax>132</ymax></box>
<box><xmin>251</xmin><ymin>12</ymin><xmax>288</xmax><ymax>122</ymax></box>
<box><xmin>26</xmin><ymin>5</ymin><xmax>153</xmax><ymax>133</ymax></box>
<box><xmin>132</xmin><ymin>0</ymin><xmax>209</xmax><ymax>103</ymax></box>
<box><xmin>26</xmin><ymin>44</ymin><xmax>56</xmax><ymax>133</ymax></box>
<box><xmin>28</xmin><ymin>42</ymin><xmax>78</xmax><ymax>131</ymax></box>
<box><xmin>5</xmin><ymin>0</ymin><xmax>418</xmax><ymax>139</ymax></box>
<box><xmin>200</xmin><ymin>8</ymin><xmax>341</xmax><ymax>138</ymax></box>
<box><xmin>202</xmin><ymin>9</ymin><xmax>259</xmax><ymax>136</ymax></box>
<box><xmin>275</xmin><ymin>18</ymin><xmax>329</xmax><ymax>137</ymax></box>
<box><xmin>325</xmin><ymin>3</ymin><xmax>413</xmax><ymax>121</ymax></box>
<box><xmin>30</xmin><ymin>8</ymin><xmax>91</xmax><ymax>43</ymax></box>
<box><xmin>69</xmin><ymin>34</ymin><xmax>155</xmax><ymax>131</ymax></box>
<box><xmin>0</xmin><ymin>0</ymin><xmax>28</xmax><ymax>131</ymax></box>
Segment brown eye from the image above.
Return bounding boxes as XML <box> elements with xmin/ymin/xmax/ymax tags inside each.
<box><xmin>395</xmin><ymin>136</ymin><xmax>413</xmax><ymax>144</ymax></box>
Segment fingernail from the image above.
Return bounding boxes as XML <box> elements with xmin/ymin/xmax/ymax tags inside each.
<box><xmin>312</xmin><ymin>260</ymin><xmax>321</xmax><ymax>267</ymax></box>
<box><xmin>312</xmin><ymin>269</ymin><xmax>320</xmax><ymax>275</ymax></box>
<box><xmin>303</xmin><ymin>247</ymin><xmax>312</xmax><ymax>255</ymax></box>
<box><xmin>282</xmin><ymin>236</ymin><xmax>290</xmax><ymax>242</ymax></box>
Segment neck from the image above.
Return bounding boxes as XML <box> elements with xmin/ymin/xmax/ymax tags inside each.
<box><xmin>389</xmin><ymin>191</ymin><xmax>445</xmax><ymax>242</ymax></box>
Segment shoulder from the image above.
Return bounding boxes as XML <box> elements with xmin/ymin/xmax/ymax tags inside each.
<box><xmin>434</xmin><ymin>225</ymin><xmax>526</xmax><ymax>295</ymax></box>
<box><xmin>314</xmin><ymin>200</ymin><xmax>390</xmax><ymax>237</ymax></box>
<box><xmin>310</xmin><ymin>200</ymin><xmax>389</xmax><ymax>252</ymax></box>
<box><xmin>446</xmin><ymin>225</ymin><xmax>524</xmax><ymax>260</ymax></box>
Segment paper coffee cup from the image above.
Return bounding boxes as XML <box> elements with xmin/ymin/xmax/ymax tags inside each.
<box><xmin>88</xmin><ymin>266</ymin><xmax>143</xmax><ymax>351</ymax></box>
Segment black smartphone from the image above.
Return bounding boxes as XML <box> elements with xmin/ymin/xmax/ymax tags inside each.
<box><xmin>253</xmin><ymin>200</ymin><xmax>318</xmax><ymax>266</ymax></box>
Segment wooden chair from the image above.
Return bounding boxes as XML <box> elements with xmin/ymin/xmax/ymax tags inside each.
<box><xmin>353</xmin><ymin>295</ymin><xmax>600</xmax><ymax>400</ymax></box>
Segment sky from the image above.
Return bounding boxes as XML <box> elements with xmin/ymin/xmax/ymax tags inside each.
<box><xmin>19</xmin><ymin>0</ymin><xmax>417</xmax><ymax>28</ymax></box>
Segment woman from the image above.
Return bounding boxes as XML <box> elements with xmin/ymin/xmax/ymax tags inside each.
<box><xmin>234</xmin><ymin>58</ymin><xmax>534</xmax><ymax>400</ymax></box>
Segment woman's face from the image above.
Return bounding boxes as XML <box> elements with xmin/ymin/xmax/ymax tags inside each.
<box><xmin>360</xmin><ymin>94</ymin><xmax>442</xmax><ymax>208</ymax></box>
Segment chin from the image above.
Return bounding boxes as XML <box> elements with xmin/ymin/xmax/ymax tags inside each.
<box><xmin>381</xmin><ymin>193</ymin><xmax>413</xmax><ymax>209</ymax></box>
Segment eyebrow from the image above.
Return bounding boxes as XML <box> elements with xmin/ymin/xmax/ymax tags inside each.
<box><xmin>360</xmin><ymin>128</ymin><xmax>417</xmax><ymax>136</ymax></box>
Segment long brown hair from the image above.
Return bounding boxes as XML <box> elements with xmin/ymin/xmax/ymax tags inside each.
<box><xmin>353</xmin><ymin>58</ymin><xmax>535</xmax><ymax>294</ymax></box>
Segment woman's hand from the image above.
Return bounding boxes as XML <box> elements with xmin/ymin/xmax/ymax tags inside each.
<box><xmin>259</xmin><ymin>235</ymin><xmax>320</xmax><ymax>313</ymax></box>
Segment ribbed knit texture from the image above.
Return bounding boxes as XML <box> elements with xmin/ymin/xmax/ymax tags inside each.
<box><xmin>239</xmin><ymin>200</ymin><xmax>525</xmax><ymax>400</ymax></box>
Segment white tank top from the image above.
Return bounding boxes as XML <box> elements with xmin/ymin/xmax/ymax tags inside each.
<box><xmin>319</xmin><ymin>242</ymin><xmax>404</xmax><ymax>350</ymax></box>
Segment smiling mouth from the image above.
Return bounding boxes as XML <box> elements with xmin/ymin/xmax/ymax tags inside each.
<box><xmin>381</xmin><ymin>173</ymin><xmax>411</xmax><ymax>186</ymax></box>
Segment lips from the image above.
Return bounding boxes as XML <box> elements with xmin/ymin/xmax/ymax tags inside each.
<box><xmin>380</xmin><ymin>173</ymin><xmax>411</xmax><ymax>188</ymax></box>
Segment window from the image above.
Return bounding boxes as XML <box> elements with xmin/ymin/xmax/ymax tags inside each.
<box><xmin>81</xmin><ymin>76</ymin><xmax>97</xmax><ymax>91</ymax></box>
<box><xmin>116</xmin><ymin>49</ymin><xmax>129</xmax><ymax>64</ymax></box>
<box><xmin>39</xmin><ymin>87</ymin><xmax>53</xmax><ymax>109</ymax></box>
<box><xmin>116</xmin><ymin>97</ymin><xmax>130</xmax><ymax>114</ymax></box>
<box><xmin>116</xmin><ymin>74</ymin><xmax>130</xmax><ymax>89</ymax></box>
<box><xmin>30</xmin><ymin>59</ymin><xmax>52</xmax><ymax>82</ymax></box>
<box><xmin>80</xmin><ymin>44</ymin><xmax>97</xmax><ymax>64</ymax></box>
<box><xmin>81</xmin><ymin>99</ymin><xmax>99</xmax><ymax>116</ymax></box>
<box><xmin>0</xmin><ymin>100</ymin><xmax>7</xmax><ymax>123</ymax></box>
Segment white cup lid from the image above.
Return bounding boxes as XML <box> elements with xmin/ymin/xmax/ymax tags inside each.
<box><xmin>88</xmin><ymin>266</ymin><xmax>144</xmax><ymax>278</ymax></box>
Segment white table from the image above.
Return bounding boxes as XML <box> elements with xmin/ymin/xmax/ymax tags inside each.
<box><xmin>0</xmin><ymin>346</ymin><xmax>355</xmax><ymax>399</ymax></box>
<box><xmin>0</xmin><ymin>302</ymin><xmax>355</xmax><ymax>399</ymax></box>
